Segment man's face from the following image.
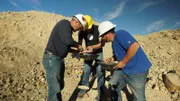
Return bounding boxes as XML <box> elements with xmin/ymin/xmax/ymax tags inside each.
<box><xmin>102</xmin><ymin>33</ymin><xmax>110</xmax><ymax>42</ymax></box>
<box><xmin>73</xmin><ymin>17</ymin><xmax>83</xmax><ymax>31</ymax></box>
<box><xmin>76</xmin><ymin>20</ymin><xmax>83</xmax><ymax>30</ymax></box>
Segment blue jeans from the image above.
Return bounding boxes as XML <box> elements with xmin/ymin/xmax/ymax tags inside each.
<box><xmin>80</xmin><ymin>52</ymin><xmax>105</xmax><ymax>96</ymax></box>
<box><xmin>109</xmin><ymin>70</ymin><xmax>148</xmax><ymax>101</ymax></box>
<box><xmin>42</xmin><ymin>54</ymin><xmax>65</xmax><ymax>101</ymax></box>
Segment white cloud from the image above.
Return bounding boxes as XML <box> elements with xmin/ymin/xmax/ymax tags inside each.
<box><xmin>51</xmin><ymin>10</ymin><xmax>55</xmax><ymax>14</ymax></box>
<box><xmin>90</xmin><ymin>8</ymin><xmax>99</xmax><ymax>16</ymax></box>
<box><xmin>32</xmin><ymin>5</ymin><xmax>40</xmax><ymax>10</ymax></box>
<box><xmin>169</xmin><ymin>21</ymin><xmax>180</xmax><ymax>29</ymax></box>
<box><xmin>174</xmin><ymin>21</ymin><xmax>180</xmax><ymax>26</ymax></box>
<box><xmin>146</xmin><ymin>20</ymin><xmax>165</xmax><ymax>33</ymax></box>
<box><xmin>28</xmin><ymin>0</ymin><xmax>42</xmax><ymax>11</ymax></box>
<box><xmin>90</xmin><ymin>8</ymin><xmax>99</xmax><ymax>21</ymax></box>
<box><xmin>104</xmin><ymin>1</ymin><xmax>127</xmax><ymax>20</ymax></box>
<box><xmin>28</xmin><ymin>0</ymin><xmax>41</xmax><ymax>5</ymax></box>
<box><xmin>137</xmin><ymin>2</ymin><xmax>153</xmax><ymax>13</ymax></box>
<box><xmin>137</xmin><ymin>0</ymin><xmax>166</xmax><ymax>13</ymax></box>
<box><xmin>9</xmin><ymin>1</ymin><xmax>19</xmax><ymax>8</ymax></box>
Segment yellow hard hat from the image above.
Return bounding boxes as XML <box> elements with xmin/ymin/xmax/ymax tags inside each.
<box><xmin>84</xmin><ymin>15</ymin><xmax>94</xmax><ymax>30</ymax></box>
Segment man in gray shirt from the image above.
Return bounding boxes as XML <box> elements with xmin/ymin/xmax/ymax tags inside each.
<box><xmin>42</xmin><ymin>14</ymin><xmax>87</xmax><ymax>101</ymax></box>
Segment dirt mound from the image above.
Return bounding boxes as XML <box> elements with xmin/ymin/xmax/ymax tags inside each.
<box><xmin>0</xmin><ymin>11</ymin><xmax>180</xmax><ymax>101</ymax></box>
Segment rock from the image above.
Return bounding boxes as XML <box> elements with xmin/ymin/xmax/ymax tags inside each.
<box><xmin>41</xmin><ymin>77</ymin><xmax>46</xmax><ymax>83</ymax></box>
<box><xmin>163</xmin><ymin>72</ymin><xmax>180</xmax><ymax>93</ymax></box>
<box><xmin>23</xmin><ymin>90</ymin><xmax>27</xmax><ymax>94</ymax></box>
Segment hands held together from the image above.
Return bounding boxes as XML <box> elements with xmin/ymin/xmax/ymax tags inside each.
<box><xmin>104</xmin><ymin>57</ymin><xmax>126</xmax><ymax>70</ymax></box>
<box><xmin>76</xmin><ymin>45</ymin><xmax>93</xmax><ymax>54</ymax></box>
<box><xmin>77</xmin><ymin>45</ymin><xmax>84</xmax><ymax>52</ymax></box>
<box><xmin>113</xmin><ymin>61</ymin><xmax>126</xmax><ymax>69</ymax></box>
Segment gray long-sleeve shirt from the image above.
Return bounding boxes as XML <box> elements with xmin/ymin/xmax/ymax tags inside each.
<box><xmin>45</xmin><ymin>19</ymin><xmax>78</xmax><ymax>58</ymax></box>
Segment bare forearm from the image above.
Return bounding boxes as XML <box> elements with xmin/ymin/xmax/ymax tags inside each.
<box><xmin>91</xmin><ymin>40</ymin><xmax>105</xmax><ymax>50</ymax></box>
<box><xmin>91</xmin><ymin>43</ymin><xmax>102</xmax><ymax>49</ymax></box>
<box><xmin>122</xmin><ymin>42</ymin><xmax>139</xmax><ymax>64</ymax></box>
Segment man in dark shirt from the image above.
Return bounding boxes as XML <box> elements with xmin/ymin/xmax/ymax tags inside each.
<box><xmin>77</xmin><ymin>15</ymin><xmax>105</xmax><ymax>101</ymax></box>
<box><xmin>42</xmin><ymin>14</ymin><xmax>87</xmax><ymax>101</ymax></box>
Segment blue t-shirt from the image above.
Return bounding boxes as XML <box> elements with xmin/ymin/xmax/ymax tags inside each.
<box><xmin>112</xmin><ymin>30</ymin><xmax>152</xmax><ymax>74</ymax></box>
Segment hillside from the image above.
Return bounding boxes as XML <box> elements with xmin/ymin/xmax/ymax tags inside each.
<box><xmin>0</xmin><ymin>11</ymin><xmax>180</xmax><ymax>101</ymax></box>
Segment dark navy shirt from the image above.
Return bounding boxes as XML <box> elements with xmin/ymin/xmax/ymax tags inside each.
<box><xmin>112</xmin><ymin>30</ymin><xmax>152</xmax><ymax>74</ymax></box>
<box><xmin>45</xmin><ymin>20</ymin><xmax>78</xmax><ymax>58</ymax></box>
<box><xmin>78</xmin><ymin>25</ymin><xmax>102</xmax><ymax>54</ymax></box>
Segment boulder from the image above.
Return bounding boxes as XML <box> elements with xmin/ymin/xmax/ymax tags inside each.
<box><xmin>163</xmin><ymin>72</ymin><xmax>180</xmax><ymax>93</ymax></box>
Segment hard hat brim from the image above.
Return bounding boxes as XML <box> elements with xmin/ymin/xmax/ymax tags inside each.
<box><xmin>99</xmin><ymin>25</ymin><xmax>116</xmax><ymax>37</ymax></box>
<box><xmin>73</xmin><ymin>14</ymin><xmax>87</xmax><ymax>28</ymax></box>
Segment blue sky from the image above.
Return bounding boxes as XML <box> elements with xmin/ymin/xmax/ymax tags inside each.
<box><xmin>0</xmin><ymin>0</ymin><xmax>180</xmax><ymax>35</ymax></box>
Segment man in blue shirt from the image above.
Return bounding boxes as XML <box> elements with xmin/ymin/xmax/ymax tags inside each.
<box><xmin>98</xmin><ymin>21</ymin><xmax>152</xmax><ymax>101</ymax></box>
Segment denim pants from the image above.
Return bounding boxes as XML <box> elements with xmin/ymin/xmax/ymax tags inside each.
<box><xmin>80</xmin><ymin>52</ymin><xmax>105</xmax><ymax>96</ymax></box>
<box><xmin>42</xmin><ymin>54</ymin><xmax>65</xmax><ymax>101</ymax></box>
<box><xmin>109</xmin><ymin>70</ymin><xmax>148</xmax><ymax>101</ymax></box>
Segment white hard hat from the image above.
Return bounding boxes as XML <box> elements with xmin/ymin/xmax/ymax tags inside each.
<box><xmin>98</xmin><ymin>21</ymin><xmax>116</xmax><ymax>36</ymax></box>
<box><xmin>73</xmin><ymin>14</ymin><xmax>87</xmax><ymax>28</ymax></box>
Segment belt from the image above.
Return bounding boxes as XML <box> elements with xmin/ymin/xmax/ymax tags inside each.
<box><xmin>44</xmin><ymin>51</ymin><xmax>54</xmax><ymax>55</ymax></box>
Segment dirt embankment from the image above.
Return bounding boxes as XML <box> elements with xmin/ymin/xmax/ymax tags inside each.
<box><xmin>0</xmin><ymin>11</ymin><xmax>180</xmax><ymax>101</ymax></box>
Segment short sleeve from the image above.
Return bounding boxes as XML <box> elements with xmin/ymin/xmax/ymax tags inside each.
<box><xmin>116</xmin><ymin>30</ymin><xmax>136</xmax><ymax>50</ymax></box>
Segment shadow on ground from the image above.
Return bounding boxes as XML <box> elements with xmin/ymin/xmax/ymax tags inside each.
<box><xmin>68</xmin><ymin>70</ymin><xmax>133</xmax><ymax>101</ymax></box>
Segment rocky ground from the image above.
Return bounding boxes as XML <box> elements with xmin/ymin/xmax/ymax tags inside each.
<box><xmin>0</xmin><ymin>11</ymin><xmax>180</xmax><ymax>101</ymax></box>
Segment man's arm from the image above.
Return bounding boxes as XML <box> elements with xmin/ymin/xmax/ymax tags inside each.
<box><xmin>114</xmin><ymin>42</ymin><xmax>139</xmax><ymax>69</ymax></box>
<box><xmin>57</xmin><ymin>20</ymin><xmax>74</xmax><ymax>46</ymax></box>
<box><xmin>122</xmin><ymin>42</ymin><xmax>139</xmax><ymax>64</ymax></box>
<box><xmin>86</xmin><ymin>38</ymin><xmax>106</xmax><ymax>51</ymax></box>
<box><xmin>69</xmin><ymin>47</ymin><xmax>80</xmax><ymax>53</ymax></box>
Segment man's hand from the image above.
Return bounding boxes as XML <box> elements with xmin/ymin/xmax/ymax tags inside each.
<box><xmin>77</xmin><ymin>45</ymin><xmax>84</xmax><ymax>52</ymax></box>
<box><xmin>104</xmin><ymin>57</ymin><xmax>114</xmax><ymax>63</ymax></box>
<box><xmin>86</xmin><ymin>46</ymin><xmax>93</xmax><ymax>52</ymax></box>
<box><xmin>113</xmin><ymin>61</ymin><xmax>126</xmax><ymax>69</ymax></box>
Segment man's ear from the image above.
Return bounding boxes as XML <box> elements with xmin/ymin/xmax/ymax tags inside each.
<box><xmin>107</xmin><ymin>33</ymin><xmax>109</xmax><ymax>37</ymax></box>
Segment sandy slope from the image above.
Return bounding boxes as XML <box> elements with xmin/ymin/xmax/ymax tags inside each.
<box><xmin>0</xmin><ymin>11</ymin><xmax>180</xmax><ymax>101</ymax></box>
